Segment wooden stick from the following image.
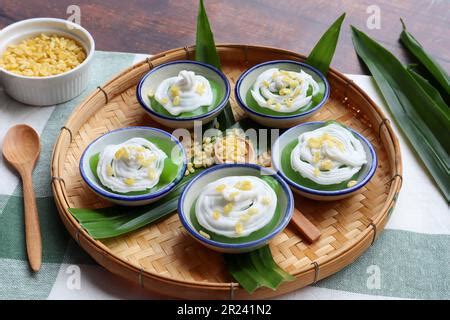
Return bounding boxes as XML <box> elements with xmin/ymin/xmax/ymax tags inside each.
<box><xmin>290</xmin><ymin>208</ymin><xmax>321</xmax><ymax>243</ymax></box>
<box><xmin>21</xmin><ymin>168</ymin><xmax>42</xmax><ymax>272</ymax></box>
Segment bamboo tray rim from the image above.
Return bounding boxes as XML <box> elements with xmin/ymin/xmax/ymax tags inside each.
<box><xmin>51</xmin><ymin>43</ymin><xmax>402</xmax><ymax>295</ymax></box>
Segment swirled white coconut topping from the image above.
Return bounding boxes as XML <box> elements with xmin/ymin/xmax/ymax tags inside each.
<box><xmin>195</xmin><ymin>176</ymin><xmax>277</xmax><ymax>238</ymax></box>
<box><xmin>153</xmin><ymin>70</ymin><xmax>213</xmax><ymax>116</ymax></box>
<box><xmin>251</xmin><ymin>68</ymin><xmax>320</xmax><ymax>113</ymax></box>
<box><xmin>290</xmin><ymin>124</ymin><xmax>367</xmax><ymax>185</ymax></box>
<box><xmin>97</xmin><ymin>137</ymin><xmax>167</xmax><ymax>193</ymax></box>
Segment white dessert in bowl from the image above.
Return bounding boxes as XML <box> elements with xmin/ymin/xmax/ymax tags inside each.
<box><xmin>96</xmin><ymin>138</ymin><xmax>167</xmax><ymax>194</ymax></box>
<box><xmin>235</xmin><ymin>60</ymin><xmax>329</xmax><ymax>128</ymax></box>
<box><xmin>178</xmin><ymin>164</ymin><xmax>294</xmax><ymax>253</ymax></box>
<box><xmin>272</xmin><ymin>121</ymin><xmax>377</xmax><ymax>201</ymax></box>
<box><xmin>290</xmin><ymin>123</ymin><xmax>368</xmax><ymax>186</ymax></box>
<box><xmin>137</xmin><ymin>60</ymin><xmax>230</xmax><ymax>129</ymax></box>
<box><xmin>80</xmin><ymin>127</ymin><xmax>186</xmax><ymax>206</ymax></box>
<box><xmin>154</xmin><ymin>70</ymin><xmax>213</xmax><ymax>116</ymax></box>
<box><xmin>195</xmin><ymin>176</ymin><xmax>277</xmax><ymax>238</ymax></box>
<box><xmin>250</xmin><ymin>68</ymin><xmax>320</xmax><ymax>113</ymax></box>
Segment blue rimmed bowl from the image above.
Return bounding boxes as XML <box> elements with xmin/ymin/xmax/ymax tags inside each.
<box><xmin>178</xmin><ymin>163</ymin><xmax>294</xmax><ymax>253</ymax></box>
<box><xmin>137</xmin><ymin>60</ymin><xmax>230</xmax><ymax>129</ymax></box>
<box><xmin>235</xmin><ymin>60</ymin><xmax>330</xmax><ymax>128</ymax></box>
<box><xmin>80</xmin><ymin>126</ymin><xmax>186</xmax><ymax>206</ymax></box>
<box><xmin>272</xmin><ymin>121</ymin><xmax>377</xmax><ymax>201</ymax></box>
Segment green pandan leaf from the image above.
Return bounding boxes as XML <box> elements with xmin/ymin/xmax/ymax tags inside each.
<box><xmin>305</xmin><ymin>13</ymin><xmax>345</xmax><ymax>75</ymax></box>
<box><xmin>195</xmin><ymin>0</ymin><xmax>221</xmax><ymax>69</ymax></box>
<box><xmin>195</xmin><ymin>0</ymin><xmax>235</xmax><ymax>130</ymax></box>
<box><xmin>351</xmin><ymin>26</ymin><xmax>450</xmax><ymax>201</ymax></box>
<box><xmin>69</xmin><ymin>169</ymin><xmax>204</xmax><ymax>239</ymax></box>
<box><xmin>407</xmin><ymin>65</ymin><xmax>448</xmax><ymax>112</ymax></box>
<box><xmin>400</xmin><ymin>19</ymin><xmax>450</xmax><ymax>97</ymax></box>
<box><xmin>224</xmin><ymin>246</ymin><xmax>294</xmax><ymax>293</ymax></box>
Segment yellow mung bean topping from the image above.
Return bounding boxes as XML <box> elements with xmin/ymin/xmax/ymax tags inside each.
<box><xmin>0</xmin><ymin>33</ymin><xmax>86</xmax><ymax>77</ymax></box>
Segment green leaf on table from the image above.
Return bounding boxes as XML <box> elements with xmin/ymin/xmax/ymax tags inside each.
<box><xmin>223</xmin><ymin>177</ymin><xmax>293</xmax><ymax>293</ymax></box>
<box><xmin>69</xmin><ymin>169</ymin><xmax>204</xmax><ymax>239</ymax></box>
<box><xmin>351</xmin><ymin>26</ymin><xmax>450</xmax><ymax>201</ymax></box>
<box><xmin>400</xmin><ymin>19</ymin><xmax>450</xmax><ymax>97</ymax></box>
<box><xmin>224</xmin><ymin>246</ymin><xmax>294</xmax><ymax>293</ymax></box>
<box><xmin>305</xmin><ymin>13</ymin><xmax>345</xmax><ymax>75</ymax></box>
<box><xmin>196</xmin><ymin>0</ymin><xmax>221</xmax><ymax>69</ymax></box>
<box><xmin>195</xmin><ymin>0</ymin><xmax>235</xmax><ymax>130</ymax></box>
<box><xmin>407</xmin><ymin>65</ymin><xmax>448</xmax><ymax>112</ymax></box>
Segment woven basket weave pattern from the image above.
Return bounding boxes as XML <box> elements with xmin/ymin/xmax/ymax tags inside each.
<box><xmin>51</xmin><ymin>45</ymin><xmax>401</xmax><ymax>299</ymax></box>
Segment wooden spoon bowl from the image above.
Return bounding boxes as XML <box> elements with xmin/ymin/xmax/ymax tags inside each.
<box><xmin>3</xmin><ymin>125</ymin><xmax>40</xmax><ymax>166</ymax></box>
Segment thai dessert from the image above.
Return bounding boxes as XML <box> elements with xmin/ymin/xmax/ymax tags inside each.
<box><xmin>282</xmin><ymin>123</ymin><xmax>368</xmax><ymax>190</ymax></box>
<box><xmin>189</xmin><ymin>173</ymin><xmax>286</xmax><ymax>243</ymax></box>
<box><xmin>96</xmin><ymin>138</ymin><xmax>167</xmax><ymax>193</ymax></box>
<box><xmin>249</xmin><ymin>68</ymin><xmax>323</xmax><ymax>114</ymax></box>
<box><xmin>90</xmin><ymin>137</ymin><xmax>183</xmax><ymax>195</ymax></box>
<box><xmin>148</xmin><ymin>70</ymin><xmax>219</xmax><ymax>117</ymax></box>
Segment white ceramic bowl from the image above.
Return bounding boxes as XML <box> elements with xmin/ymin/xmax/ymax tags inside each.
<box><xmin>272</xmin><ymin>121</ymin><xmax>377</xmax><ymax>201</ymax></box>
<box><xmin>80</xmin><ymin>127</ymin><xmax>187</xmax><ymax>206</ymax></box>
<box><xmin>178</xmin><ymin>164</ymin><xmax>294</xmax><ymax>253</ymax></box>
<box><xmin>0</xmin><ymin>18</ymin><xmax>95</xmax><ymax>106</ymax></box>
<box><xmin>235</xmin><ymin>60</ymin><xmax>330</xmax><ymax>128</ymax></box>
<box><xmin>137</xmin><ymin>60</ymin><xmax>230</xmax><ymax>128</ymax></box>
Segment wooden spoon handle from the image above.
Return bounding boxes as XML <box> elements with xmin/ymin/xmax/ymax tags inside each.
<box><xmin>290</xmin><ymin>208</ymin><xmax>321</xmax><ymax>243</ymax></box>
<box><xmin>21</xmin><ymin>170</ymin><xmax>42</xmax><ymax>272</ymax></box>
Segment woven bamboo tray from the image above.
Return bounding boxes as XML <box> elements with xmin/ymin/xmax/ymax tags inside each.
<box><xmin>51</xmin><ymin>44</ymin><xmax>402</xmax><ymax>299</ymax></box>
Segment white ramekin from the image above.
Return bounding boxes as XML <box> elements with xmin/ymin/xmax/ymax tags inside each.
<box><xmin>0</xmin><ymin>18</ymin><xmax>95</xmax><ymax>106</ymax></box>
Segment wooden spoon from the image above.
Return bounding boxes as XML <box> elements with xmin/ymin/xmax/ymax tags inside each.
<box><xmin>2</xmin><ymin>125</ymin><xmax>42</xmax><ymax>272</ymax></box>
<box><xmin>290</xmin><ymin>208</ymin><xmax>321</xmax><ymax>243</ymax></box>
